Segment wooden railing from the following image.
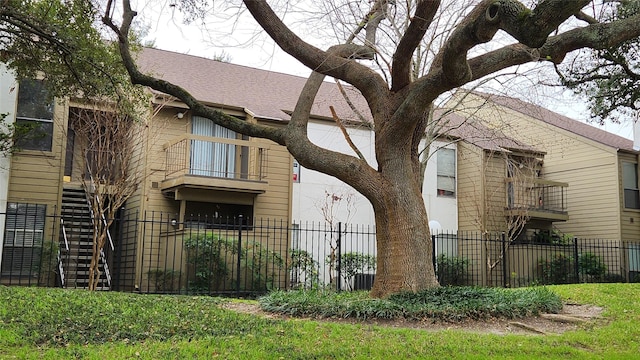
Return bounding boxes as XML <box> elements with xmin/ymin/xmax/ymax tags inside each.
<box><xmin>506</xmin><ymin>178</ymin><xmax>568</xmax><ymax>214</ymax></box>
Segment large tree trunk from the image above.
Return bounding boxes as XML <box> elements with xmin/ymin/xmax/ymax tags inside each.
<box><xmin>370</xmin><ymin>174</ymin><xmax>439</xmax><ymax>298</ymax></box>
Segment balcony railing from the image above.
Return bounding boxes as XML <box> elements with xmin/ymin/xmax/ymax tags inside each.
<box><xmin>164</xmin><ymin>134</ymin><xmax>268</xmax><ymax>182</ymax></box>
<box><xmin>506</xmin><ymin>178</ymin><xmax>568</xmax><ymax>220</ymax></box>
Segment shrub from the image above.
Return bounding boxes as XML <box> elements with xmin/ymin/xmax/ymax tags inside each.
<box><xmin>259</xmin><ymin>287</ymin><xmax>563</xmax><ymax>321</ymax></box>
<box><xmin>37</xmin><ymin>240</ymin><xmax>59</xmax><ymax>286</ymax></box>
<box><xmin>147</xmin><ymin>268</ymin><xmax>181</xmax><ymax>292</ymax></box>
<box><xmin>184</xmin><ymin>234</ymin><xmax>235</xmax><ymax>292</ymax></box>
<box><xmin>602</xmin><ymin>273</ymin><xmax>625</xmax><ymax>283</ymax></box>
<box><xmin>242</xmin><ymin>241</ymin><xmax>285</xmax><ymax>291</ymax></box>
<box><xmin>538</xmin><ymin>254</ymin><xmax>575</xmax><ymax>284</ymax></box>
<box><xmin>289</xmin><ymin>249</ymin><xmax>319</xmax><ymax>289</ymax></box>
<box><xmin>578</xmin><ymin>252</ymin><xmax>607</xmax><ymax>281</ymax></box>
<box><xmin>436</xmin><ymin>254</ymin><xmax>468</xmax><ymax>286</ymax></box>
<box><xmin>338</xmin><ymin>252</ymin><xmax>376</xmax><ymax>290</ymax></box>
<box><xmin>185</xmin><ymin>234</ymin><xmax>285</xmax><ymax>293</ymax></box>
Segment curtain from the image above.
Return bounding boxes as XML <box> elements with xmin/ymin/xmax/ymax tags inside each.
<box><xmin>190</xmin><ymin>116</ymin><xmax>236</xmax><ymax>178</ymax></box>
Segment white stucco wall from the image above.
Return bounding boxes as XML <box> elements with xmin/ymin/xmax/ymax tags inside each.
<box><xmin>0</xmin><ymin>67</ymin><xmax>17</xmax><ymax>265</ymax></box>
<box><xmin>422</xmin><ymin>140</ymin><xmax>458</xmax><ymax>232</ymax></box>
<box><xmin>291</xmin><ymin>120</ymin><xmax>458</xmax><ymax>231</ymax></box>
<box><xmin>291</xmin><ymin>120</ymin><xmax>376</xmax><ymax>226</ymax></box>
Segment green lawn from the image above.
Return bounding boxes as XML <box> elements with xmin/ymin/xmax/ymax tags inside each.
<box><xmin>0</xmin><ymin>284</ymin><xmax>639</xmax><ymax>359</ymax></box>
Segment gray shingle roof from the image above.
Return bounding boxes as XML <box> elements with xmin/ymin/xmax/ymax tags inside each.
<box><xmin>136</xmin><ymin>47</ymin><xmax>371</xmax><ymax>122</ymax></box>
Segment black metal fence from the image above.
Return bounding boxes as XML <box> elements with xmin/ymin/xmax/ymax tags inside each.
<box><xmin>2</xmin><ymin>209</ymin><xmax>640</xmax><ymax>294</ymax></box>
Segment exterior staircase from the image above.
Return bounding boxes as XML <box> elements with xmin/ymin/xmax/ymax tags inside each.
<box><xmin>60</xmin><ymin>186</ymin><xmax>111</xmax><ymax>290</ymax></box>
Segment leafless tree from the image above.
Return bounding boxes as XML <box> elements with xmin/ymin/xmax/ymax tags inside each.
<box><xmin>70</xmin><ymin>102</ymin><xmax>161</xmax><ymax>290</ymax></box>
<box><xmin>315</xmin><ymin>189</ymin><xmax>356</xmax><ymax>287</ymax></box>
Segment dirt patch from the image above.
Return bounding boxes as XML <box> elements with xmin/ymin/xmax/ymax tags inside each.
<box><xmin>222</xmin><ymin>302</ymin><xmax>604</xmax><ymax>335</ymax></box>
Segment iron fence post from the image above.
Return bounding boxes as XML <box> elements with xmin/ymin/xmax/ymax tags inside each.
<box><xmin>502</xmin><ymin>232</ymin><xmax>508</xmax><ymax>288</ymax></box>
<box><xmin>112</xmin><ymin>207</ymin><xmax>125</xmax><ymax>291</ymax></box>
<box><xmin>432</xmin><ymin>234</ymin><xmax>437</xmax><ymax>280</ymax></box>
<box><xmin>573</xmin><ymin>237</ymin><xmax>580</xmax><ymax>283</ymax></box>
<box><xmin>337</xmin><ymin>222</ymin><xmax>342</xmax><ymax>292</ymax></box>
<box><xmin>237</xmin><ymin>215</ymin><xmax>243</xmax><ymax>294</ymax></box>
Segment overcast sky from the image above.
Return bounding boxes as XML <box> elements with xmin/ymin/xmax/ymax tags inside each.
<box><xmin>137</xmin><ymin>2</ymin><xmax>634</xmax><ymax>141</ymax></box>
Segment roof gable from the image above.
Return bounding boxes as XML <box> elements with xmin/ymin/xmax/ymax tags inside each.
<box><xmin>475</xmin><ymin>93</ymin><xmax>635</xmax><ymax>153</ymax></box>
<box><xmin>434</xmin><ymin>109</ymin><xmax>542</xmax><ymax>154</ymax></box>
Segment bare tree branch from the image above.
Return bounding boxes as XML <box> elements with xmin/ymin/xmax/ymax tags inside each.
<box><xmin>335</xmin><ymin>80</ymin><xmax>371</xmax><ymax>126</ymax></box>
<box><xmin>103</xmin><ymin>0</ymin><xmax>287</xmax><ymax>145</ymax></box>
<box><xmin>391</xmin><ymin>0</ymin><xmax>441</xmax><ymax>91</ymax></box>
<box><xmin>330</xmin><ymin>105</ymin><xmax>366</xmax><ymax>161</ymax></box>
<box><xmin>242</xmin><ymin>0</ymin><xmax>389</xmax><ymax>112</ymax></box>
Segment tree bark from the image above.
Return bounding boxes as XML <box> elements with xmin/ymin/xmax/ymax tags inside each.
<box><xmin>370</xmin><ymin>168</ymin><xmax>438</xmax><ymax>297</ymax></box>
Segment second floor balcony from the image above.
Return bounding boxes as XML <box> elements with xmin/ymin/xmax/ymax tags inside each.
<box><xmin>161</xmin><ymin>134</ymin><xmax>269</xmax><ymax>194</ymax></box>
<box><xmin>506</xmin><ymin>178</ymin><xmax>569</xmax><ymax>221</ymax></box>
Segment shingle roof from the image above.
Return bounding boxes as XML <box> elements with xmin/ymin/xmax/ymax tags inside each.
<box><xmin>434</xmin><ymin>109</ymin><xmax>542</xmax><ymax>153</ymax></box>
<box><xmin>475</xmin><ymin>92</ymin><xmax>636</xmax><ymax>153</ymax></box>
<box><xmin>135</xmin><ymin>48</ymin><xmax>540</xmax><ymax>154</ymax></box>
<box><xmin>136</xmin><ymin>47</ymin><xmax>371</xmax><ymax>122</ymax></box>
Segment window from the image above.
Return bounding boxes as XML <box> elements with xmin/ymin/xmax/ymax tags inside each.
<box><xmin>16</xmin><ymin>79</ymin><xmax>54</xmax><ymax>151</ymax></box>
<box><xmin>1</xmin><ymin>203</ymin><xmax>47</xmax><ymax>277</ymax></box>
<box><xmin>190</xmin><ymin>116</ymin><xmax>237</xmax><ymax>178</ymax></box>
<box><xmin>437</xmin><ymin>148</ymin><xmax>456</xmax><ymax>197</ymax></box>
<box><xmin>623</xmin><ymin>162</ymin><xmax>640</xmax><ymax>209</ymax></box>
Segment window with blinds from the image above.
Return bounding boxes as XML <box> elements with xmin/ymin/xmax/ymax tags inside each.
<box><xmin>1</xmin><ymin>203</ymin><xmax>47</xmax><ymax>276</ymax></box>
<box><xmin>190</xmin><ymin>116</ymin><xmax>237</xmax><ymax>178</ymax></box>
<box><xmin>436</xmin><ymin>148</ymin><xmax>456</xmax><ymax>197</ymax></box>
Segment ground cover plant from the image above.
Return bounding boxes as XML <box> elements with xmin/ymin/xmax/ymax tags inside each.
<box><xmin>0</xmin><ymin>284</ymin><xmax>639</xmax><ymax>359</ymax></box>
<box><xmin>259</xmin><ymin>287</ymin><xmax>563</xmax><ymax>321</ymax></box>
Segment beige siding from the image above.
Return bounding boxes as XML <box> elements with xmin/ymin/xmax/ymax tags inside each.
<box><xmin>135</xmin><ymin>109</ymin><xmax>291</xmax><ymax>220</ymax></box>
<box><xmin>130</xmin><ymin>109</ymin><xmax>292</xmax><ymax>290</ymax></box>
<box><xmin>457</xmin><ymin>142</ymin><xmax>484</xmax><ymax>232</ymax></box>
<box><xmin>453</xmin><ymin>94</ymin><xmax>623</xmax><ymax>240</ymax></box>
<box><xmin>253</xmin><ymin>140</ymin><xmax>292</xmax><ymax>220</ymax></box>
<box><xmin>137</xmin><ymin>108</ymin><xmax>189</xmax><ymax>215</ymax></box>
<box><xmin>483</xmin><ymin>152</ymin><xmax>508</xmax><ymax>233</ymax></box>
<box><xmin>8</xmin><ymin>102</ymin><xmax>66</xmax><ymax>208</ymax></box>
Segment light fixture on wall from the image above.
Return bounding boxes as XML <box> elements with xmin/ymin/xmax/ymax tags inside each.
<box><xmin>170</xmin><ymin>219</ymin><xmax>178</xmax><ymax>227</ymax></box>
<box><xmin>176</xmin><ymin>112</ymin><xmax>185</xmax><ymax>119</ymax></box>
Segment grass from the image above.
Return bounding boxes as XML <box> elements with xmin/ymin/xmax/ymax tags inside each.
<box><xmin>0</xmin><ymin>284</ymin><xmax>638</xmax><ymax>359</ymax></box>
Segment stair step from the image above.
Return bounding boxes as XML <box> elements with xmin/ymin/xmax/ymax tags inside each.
<box><xmin>60</xmin><ymin>186</ymin><xmax>112</xmax><ymax>292</ymax></box>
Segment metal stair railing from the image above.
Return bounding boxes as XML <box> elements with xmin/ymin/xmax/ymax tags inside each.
<box><xmin>100</xmin><ymin>249</ymin><xmax>112</xmax><ymax>288</ymax></box>
<box><xmin>58</xmin><ymin>218</ymin><xmax>70</xmax><ymax>288</ymax></box>
<box><xmin>84</xmin><ymin>157</ymin><xmax>114</xmax><ymax>289</ymax></box>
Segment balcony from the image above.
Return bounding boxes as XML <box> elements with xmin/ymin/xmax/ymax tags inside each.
<box><xmin>161</xmin><ymin>134</ymin><xmax>269</xmax><ymax>196</ymax></box>
<box><xmin>505</xmin><ymin>178</ymin><xmax>569</xmax><ymax>221</ymax></box>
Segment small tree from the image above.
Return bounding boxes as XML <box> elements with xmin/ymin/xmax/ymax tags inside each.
<box><xmin>71</xmin><ymin>104</ymin><xmax>156</xmax><ymax>290</ymax></box>
<box><xmin>460</xmin><ymin>145</ymin><xmax>542</xmax><ymax>286</ymax></box>
<box><xmin>316</xmin><ymin>189</ymin><xmax>356</xmax><ymax>287</ymax></box>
